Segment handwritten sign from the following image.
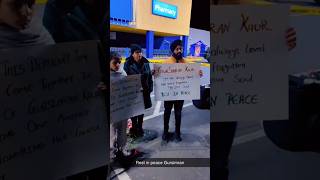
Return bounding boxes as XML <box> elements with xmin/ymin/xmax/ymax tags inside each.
<box><xmin>110</xmin><ymin>74</ymin><xmax>144</xmax><ymax>123</ymax></box>
<box><xmin>0</xmin><ymin>41</ymin><xmax>108</xmax><ymax>180</ymax></box>
<box><xmin>154</xmin><ymin>63</ymin><xmax>200</xmax><ymax>101</ymax></box>
<box><xmin>210</xmin><ymin>5</ymin><xmax>289</xmax><ymax>122</ymax></box>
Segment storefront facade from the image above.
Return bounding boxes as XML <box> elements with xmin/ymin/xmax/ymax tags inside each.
<box><xmin>110</xmin><ymin>0</ymin><xmax>193</xmax><ymax>58</ymax></box>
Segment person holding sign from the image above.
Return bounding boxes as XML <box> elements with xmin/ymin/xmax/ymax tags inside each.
<box><xmin>0</xmin><ymin>0</ymin><xmax>54</xmax><ymax>49</ymax></box>
<box><xmin>124</xmin><ymin>44</ymin><xmax>153</xmax><ymax>138</ymax></box>
<box><xmin>110</xmin><ymin>52</ymin><xmax>127</xmax><ymax>157</ymax></box>
<box><xmin>211</xmin><ymin>0</ymin><xmax>297</xmax><ymax>179</ymax></box>
<box><xmin>109</xmin><ymin>51</ymin><xmax>143</xmax><ymax>168</ymax></box>
<box><xmin>161</xmin><ymin>40</ymin><xmax>203</xmax><ymax>142</ymax></box>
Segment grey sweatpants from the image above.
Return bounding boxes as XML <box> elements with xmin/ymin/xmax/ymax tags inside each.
<box><xmin>110</xmin><ymin>119</ymin><xmax>128</xmax><ymax>154</ymax></box>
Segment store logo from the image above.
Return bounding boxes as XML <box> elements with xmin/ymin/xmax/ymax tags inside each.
<box><xmin>152</xmin><ymin>0</ymin><xmax>178</xmax><ymax>19</ymax></box>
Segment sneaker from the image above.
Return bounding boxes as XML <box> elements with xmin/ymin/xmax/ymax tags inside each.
<box><xmin>129</xmin><ymin>128</ymin><xmax>138</xmax><ymax>138</ymax></box>
<box><xmin>174</xmin><ymin>133</ymin><xmax>182</xmax><ymax>142</ymax></box>
<box><xmin>114</xmin><ymin>150</ymin><xmax>125</xmax><ymax>160</ymax></box>
<box><xmin>114</xmin><ymin>149</ymin><xmax>143</xmax><ymax>168</ymax></box>
<box><xmin>129</xmin><ymin>149</ymin><xmax>144</xmax><ymax>158</ymax></box>
<box><xmin>114</xmin><ymin>151</ymin><xmax>126</xmax><ymax>165</ymax></box>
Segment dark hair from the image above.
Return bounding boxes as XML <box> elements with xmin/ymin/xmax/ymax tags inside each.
<box><xmin>213</xmin><ymin>0</ymin><xmax>219</xmax><ymax>5</ymax></box>
<box><xmin>110</xmin><ymin>51</ymin><xmax>121</xmax><ymax>62</ymax></box>
<box><xmin>130</xmin><ymin>44</ymin><xmax>142</xmax><ymax>54</ymax></box>
<box><xmin>170</xmin><ymin>39</ymin><xmax>182</xmax><ymax>53</ymax></box>
<box><xmin>79</xmin><ymin>0</ymin><xmax>107</xmax><ymax>24</ymax></box>
<box><xmin>11</xmin><ymin>0</ymin><xmax>35</xmax><ymax>10</ymax></box>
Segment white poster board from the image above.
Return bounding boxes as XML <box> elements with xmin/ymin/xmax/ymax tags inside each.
<box><xmin>110</xmin><ymin>74</ymin><xmax>145</xmax><ymax>123</ymax></box>
<box><xmin>0</xmin><ymin>41</ymin><xmax>108</xmax><ymax>180</ymax></box>
<box><xmin>154</xmin><ymin>63</ymin><xmax>200</xmax><ymax>101</ymax></box>
<box><xmin>210</xmin><ymin>5</ymin><xmax>289</xmax><ymax>122</ymax></box>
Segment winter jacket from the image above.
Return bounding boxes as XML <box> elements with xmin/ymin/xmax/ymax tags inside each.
<box><xmin>124</xmin><ymin>56</ymin><xmax>153</xmax><ymax>109</ymax></box>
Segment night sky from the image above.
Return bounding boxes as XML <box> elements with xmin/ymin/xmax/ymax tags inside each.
<box><xmin>190</xmin><ymin>0</ymin><xmax>210</xmax><ymax>31</ymax></box>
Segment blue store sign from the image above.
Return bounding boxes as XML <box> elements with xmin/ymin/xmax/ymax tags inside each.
<box><xmin>152</xmin><ymin>0</ymin><xmax>178</xmax><ymax>19</ymax></box>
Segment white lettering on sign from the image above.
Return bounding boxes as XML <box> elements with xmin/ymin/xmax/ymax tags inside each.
<box><xmin>154</xmin><ymin>4</ymin><xmax>176</xmax><ymax>17</ymax></box>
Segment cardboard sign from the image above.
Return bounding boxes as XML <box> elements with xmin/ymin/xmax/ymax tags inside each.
<box><xmin>154</xmin><ymin>63</ymin><xmax>200</xmax><ymax>101</ymax></box>
<box><xmin>110</xmin><ymin>74</ymin><xmax>145</xmax><ymax>123</ymax></box>
<box><xmin>0</xmin><ymin>41</ymin><xmax>108</xmax><ymax>180</ymax></box>
<box><xmin>210</xmin><ymin>5</ymin><xmax>289</xmax><ymax>122</ymax></box>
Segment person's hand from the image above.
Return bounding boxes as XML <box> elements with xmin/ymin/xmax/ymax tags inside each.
<box><xmin>286</xmin><ymin>27</ymin><xmax>297</xmax><ymax>51</ymax></box>
<box><xmin>199</xmin><ymin>70</ymin><xmax>203</xmax><ymax>77</ymax></box>
<box><xmin>152</xmin><ymin>67</ymin><xmax>161</xmax><ymax>77</ymax></box>
<box><xmin>97</xmin><ymin>81</ymin><xmax>107</xmax><ymax>91</ymax></box>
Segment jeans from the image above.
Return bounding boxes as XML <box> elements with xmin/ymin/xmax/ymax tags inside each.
<box><xmin>110</xmin><ymin>119</ymin><xmax>127</xmax><ymax>152</ymax></box>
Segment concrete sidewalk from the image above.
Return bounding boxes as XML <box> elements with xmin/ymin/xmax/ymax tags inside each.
<box><xmin>111</xmin><ymin>105</ymin><xmax>211</xmax><ymax>180</ymax></box>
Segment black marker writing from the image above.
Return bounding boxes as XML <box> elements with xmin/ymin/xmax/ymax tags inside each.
<box><xmin>0</xmin><ymin>130</ymin><xmax>15</xmax><ymax>144</ymax></box>
<box><xmin>211</xmin><ymin>96</ymin><xmax>218</xmax><ymax>106</ymax></box>
<box><xmin>6</xmin><ymin>83</ymin><xmax>33</xmax><ymax>96</ymax></box>
<box><xmin>0</xmin><ymin>61</ymin><xmax>26</xmax><ymax>77</ymax></box>
<box><xmin>211</xmin><ymin>22</ymin><xmax>231</xmax><ymax>34</ymax></box>
<box><xmin>0</xmin><ymin>108</ymin><xmax>15</xmax><ymax>121</ymax></box>
<box><xmin>26</xmin><ymin>119</ymin><xmax>48</xmax><ymax>133</ymax></box>
<box><xmin>240</xmin><ymin>13</ymin><xmax>272</xmax><ymax>32</ymax></box>
<box><xmin>226</xmin><ymin>93</ymin><xmax>258</xmax><ymax>105</ymax></box>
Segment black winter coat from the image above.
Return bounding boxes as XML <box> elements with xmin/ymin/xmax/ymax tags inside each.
<box><xmin>124</xmin><ymin>56</ymin><xmax>153</xmax><ymax>109</ymax></box>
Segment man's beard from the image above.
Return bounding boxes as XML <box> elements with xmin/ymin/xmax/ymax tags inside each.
<box><xmin>173</xmin><ymin>52</ymin><xmax>183</xmax><ymax>61</ymax></box>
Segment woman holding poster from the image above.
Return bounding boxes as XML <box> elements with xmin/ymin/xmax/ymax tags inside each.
<box><xmin>0</xmin><ymin>0</ymin><xmax>54</xmax><ymax>49</ymax></box>
<box><xmin>211</xmin><ymin>0</ymin><xmax>297</xmax><ymax>179</ymax></box>
<box><xmin>124</xmin><ymin>44</ymin><xmax>153</xmax><ymax>139</ymax></box>
<box><xmin>109</xmin><ymin>51</ymin><xmax>143</xmax><ymax>167</ymax></box>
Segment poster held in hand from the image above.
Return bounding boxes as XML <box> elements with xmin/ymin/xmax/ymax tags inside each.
<box><xmin>110</xmin><ymin>74</ymin><xmax>145</xmax><ymax>123</ymax></box>
<box><xmin>210</xmin><ymin>5</ymin><xmax>289</xmax><ymax>122</ymax></box>
<box><xmin>0</xmin><ymin>41</ymin><xmax>108</xmax><ymax>180</ymax></box>
<box><xmin>154</xmin><ymin>63</ymin><xmax>201</xmax><ymax>101</ymax></box>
